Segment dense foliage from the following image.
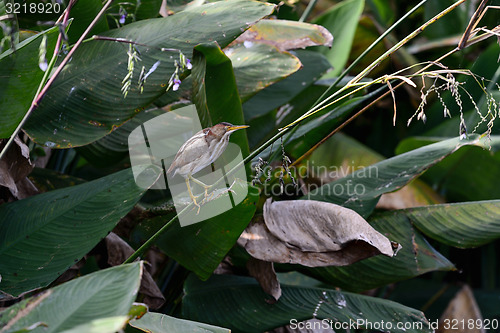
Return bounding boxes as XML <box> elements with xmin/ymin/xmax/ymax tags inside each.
<box><xmin>1</xmin><ymin>0</ymin><xmax>500</xmax><ymax>332</ymax></box>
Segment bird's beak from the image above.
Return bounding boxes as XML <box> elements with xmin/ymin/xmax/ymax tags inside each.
<box><xmin>228</xmin><ymin>125</ymin><xmax>249</xmax><ymax>132</ymax></box>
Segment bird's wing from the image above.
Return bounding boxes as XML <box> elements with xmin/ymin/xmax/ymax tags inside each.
<box><xmin>167</xmin><ymin>129</ymin><xmax>208</xmax><ymax>175</ymax></box>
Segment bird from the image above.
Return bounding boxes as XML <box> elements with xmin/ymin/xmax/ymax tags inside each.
<box><xmin>167</xmin><ymin>122</ymin><xmax>249</xmax><ymax>211</ymax></box>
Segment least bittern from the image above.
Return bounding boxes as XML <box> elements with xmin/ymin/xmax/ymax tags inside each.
<box><xmin>167</xmin><ymin>122</ymin><xmax>249</xmax><ymax>211</ymax></box>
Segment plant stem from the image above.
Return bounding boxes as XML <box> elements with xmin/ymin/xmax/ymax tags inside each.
<box><xmin>299</xmin><ymin>0</ymin><xmax>319</xmax><ymax>22</ymax></box>
<box><xmin>267</xmin><ymin>0</ymin><xmax>428</xmax><ymax>164</ymax></box>
<box><xmin>349</xmin><ymin>0</ymin><xmax>467</xmax><ymax>86</ymax></box>
<box><xmin>0</xmin><ymin>0</ymin><xmax>116</xmax><ymax>161</ymax></box>
<box><xmin>280</xmin><ymin>0</ymin><xmax>467</xmax><ymax>130</ymax></box>
<box><xmin>291</xmin><ymin>47</ymin><xmax>459</xmax><ymax>165</ymax></box>
<box><xmin>312</xmin><ymin>0</ymin><xmax>427</xmax><ymax>114</ymax></box>
<box><xmin>122</xmin><ymin>205</ymin><xmax>191</xmax><ymax>264</ymax></box>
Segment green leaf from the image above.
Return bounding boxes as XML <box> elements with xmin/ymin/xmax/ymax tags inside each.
<box><xmin>130</xmin><ymin>312</ymin><xmax>230</xmax><ymax>332</ymax></box>
<box><xmin>139</xmin><ymin>183</ymin><xmax>259</xmax><ymax>279</ymax></box>
<box><xmin>182</xmin><ymin>274</ymin><xmax>432</xmax><ymax>333</ymax></box>
<box><xmin>366</xmin><ymin>0</ymin><xmax>395</xmax><ymax>26</ymax></box>
<box><xmin>0</xmin><ymin>25</ymin><xmax>59</xmax><ymax>138</ymax></box>
<box><xmin>0</xmin><ymin>263</ymin><xmax>142</xmax><ymax>333</ymax></box>
<box><xmin>76</xmin><ymin>107</ymin><xmax>167</xmax><ymax>167</ymax></box>
<box><xmin>312</xmin><ymin>0</ymin><xmax>364</xmax><ymax>78</ymax></box>
<box><xmin>106</xmin><ymin>0</ymin><xmax>162</xmax><ymax>28</ymax></box>
<box><xmin>303</xmin><ymin>135</ymin><xmax>493</xmax><ymax>217</ymax></box>
<box><xmin>66</xmin><ymin>0</ymin><xmax>109</xmax><ymax>45</ymax></box>
<box><xmin>0</xmin><ymin>168</ymin><xmax>158</xmax><ymax>296</ymax></box>
<box><xmin>228</xmin><ymin>42</ymin><xmax>301</xmax><ymax>102</ymax></box>
<box><xmin>406</xmin><ymin>200</ymin><xmax>500</xmax><ymax>249</ymax></box>
<box><xmin>135</xmin><ymin>0</ymin><xmax>163</xmax><ymax>20</ymax></box>
<box><xmin>58</xmin><ymin>316</ymin><xmax>129</xmax><ymax>333</ymax></box>
<box><xmin>304</xmin><ymin>210</ymin><xmax>454</xmax><ymax>292</ymax></box>
<box><xmin>303</xmin><ymin>133</ymin><xmax>443</xmax><ymax>209</ymax></box>
<box><xmin>422</xmin><ymin>0</ymin><xmax>466</xmax><ymax>40</ymax></box>
<box><xmin>395</xmin><ymin>136</ymin><xmax>500</xmax><ymax>202</ymax></box>
<box><xmin>242</xmin><ymin>50</ymin><xmax>331</xmax><ymax>120</ymax></box>
<box><xmin>22</xmin><ymin>0</ymin><xmax>275</xmax><ymax>148</ymax></box>
<box><xmin>191</xmin><ymin>42</ymin><xmax>250</xmax><ymax>159</ymax></box>
<box><xmin>28</xmin><ymin>167</ymin><xmax>86</xmax><ymax>192</ymax></box>
<box><xmin>286</xmin><ymin>86</ymin><xmax>385</xmax><ymax>158</ymax></box>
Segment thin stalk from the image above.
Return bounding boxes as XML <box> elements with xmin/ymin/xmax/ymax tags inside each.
<box><xmin>299</xmin><ymin>0</ymin><xmax>319</xmax><ymax>22</ymax></box>
<box><xmin>264</xmin><ymin>0</ymin><xmax>428</xmax><ymax>164</ymax></box>
<box><xmin>291</xmin><ymin>47</ymin><xmax>458</xmax><ymax>165</ymax></box>
<box><xmin>348</xmin><ymin>0</ymin><xmax>467</xmax><ymax>86</ymax></box>
<box><xmin>282</xmin><ymin>0</ymin><xmax>467</xmax><ymax>130</ymax></box>
<box><xmin>0</xmin><ymin>0</ymin><xmax>115</xmax><ymax>161</ymax></box>
<box><xmin>312</xmin><ymin>0</ymin><xmax>427</xmax><ymax>112</ymax></box>
<box><xmin>123</xmin><ymin>205</ymin><xmax>191</xmax><ymax>264</ymax></box>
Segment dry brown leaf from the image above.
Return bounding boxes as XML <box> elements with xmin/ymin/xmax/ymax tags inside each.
<box><xmin>233</xmin><ymin>19</ymin><xmax>333</xmax><ymax>51</ymax></box>
<box><xmin>438</xmin><ymin>285</ymin><xmax>485</xmax><ymax>333</ymax></box>
<box><xmin>105</xmin><ymin>233</ymin><xmax>165</xmax><ymax>309</ymax></box>
<box><xmin>246</xmin><ymin>258</ymin><xmax>281</xmax><ymax>302</ymax></box>
<box><xmin>0</xmin><ymin>137</ymin><xmax>37</xmax><ymax>200</ymax></box>
<box><xmin>238</xmin><ymin>199</ymin><xmax>399</xmax><ymax>267</ymax></box>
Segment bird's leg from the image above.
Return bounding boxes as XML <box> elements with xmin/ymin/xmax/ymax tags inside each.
<box><xmin>185</xmin><ymin>177</ymin><xmax>201</xmax><ymax>214</ymax></box>
<box><xmin>189</xmin><ymin>175</ymin><xmax>212</xmax><ymax>199</ymax></box>
<box><xmin>202</xmin><ymin>180</ymin><xmax>237</xmax><ymax>203</ymax></box>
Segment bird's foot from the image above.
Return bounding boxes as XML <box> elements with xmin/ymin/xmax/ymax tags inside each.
<box><xmin>190</xmin><ymin>196</ymin><xmax>202</xmax><ymax>215</ymax></box>
<box><xmin>201</xmin><ymin>181</ymin><xmax>236</xmax><ymax>204</ymax></box>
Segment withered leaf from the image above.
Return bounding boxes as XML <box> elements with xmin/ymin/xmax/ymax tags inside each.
<box><xmin>105</xmin><ymin>233</ymin><xmax>165</xmax><ymax>309</ymax></box>
<box><xmin>0</xmin><ymin>136</ymin><xmax>37</xmax><ymax>200</ymax></box>
<box><xmin>247</xmin><ymin>258</ymin><xmax>281</xmax><ymax>302</ymax></box>
<box><xmin>238</xmin><ymin>199</ymin><xmax>399</xmax><ymax>267</ymax></box>
<box><xmin>437</xmin><ymin>285</ymin><xmax>485</xmax><ymax>333</ymax></box>
<box><xmin>233</xmin><ymin>19</ymin><xmax>333</xmax><ymax>51</ymax></box>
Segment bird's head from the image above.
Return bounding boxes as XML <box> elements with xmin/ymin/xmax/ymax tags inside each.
<box><xmin>212</xmin><ymin>122</ymin><xmax>249</xmax><ymax>136</ymax></box>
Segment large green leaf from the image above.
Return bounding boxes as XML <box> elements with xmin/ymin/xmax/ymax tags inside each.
<box><xmin>130</xmin><ymin>312</ymin><xmax>230</xmax><ymax>332</ymax></box>
<box><xmin>59</xmin><ymin>317</ymin><xmax>129</xmax><ymax>333</ymax></box>
<box><xmin>139</xmin><ymin>183</ymin><xmax>259</xmax><ymax>279</ymax></box>
<box><xmin>228</xmin><ymin>42</ymin><xmax>301</xmax><ymax>102</ymax></box>
<box><xmin>250</xmin><ymin>84</ymin><xmax>384</xmax><ymax>156</ymax></box>
<box><xmin>395</xmin><ymin>136</ymin><xmax>500</xmax><ymax>202</ymax></box>
<box><xmin>77</xmin><ymin>107</ymin><xmax>167</xmax><ymax>167</ymax></box>
<box><xmin>182</xmin><ymin>274</ymin><xmax>432</xmax><ymax>333</ymax></box>
<box><xmin>313</xmin><ymin>0</ymin><xmax>364</xmax><ymax>78</ymax></box>
<box><xmin>242</xmin><ymin>50</ymin><xmax>331</xmax><ymax>120</ymax></box>
<box><xmin>303</xmin><ymin>135</ymin><xmax>494</xmax><ymax>217</ymax></box>
<box><xmin>0</xmin><ymin>168</ymin><xmax>158</xmax><ymax>296</ymax></box>
<box><xmin>22</xmin><ymin>0</ymin><xmax>275</xmax><ymax>148</ymax></box>
<box><xmin>0</xmin><ymin>263</ymin><xmax>142</xmax><ymax>333</ymax></box>
<box><xmin>302</xmin><ymin>133</ymin><xmax>443</xmax><ymax>209</ymax></box>
<box><xmin>285</xmin><ymin>86</ymin><xmax>388</xmax><ymax>158</ymax></box>
<box><xmin>406</xmin><ymin>200</ymin><xmax>500</xmax><ymax>249</ymax></box>
<box><xmin>304</xmin><ymin>210</ymin><xmax>454</xmax><ymax>292</ymax></box>
<box><xmin>0</xmin><ymin>25</ymin><xmax>59</xmax><ymax>138</ymax></box>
